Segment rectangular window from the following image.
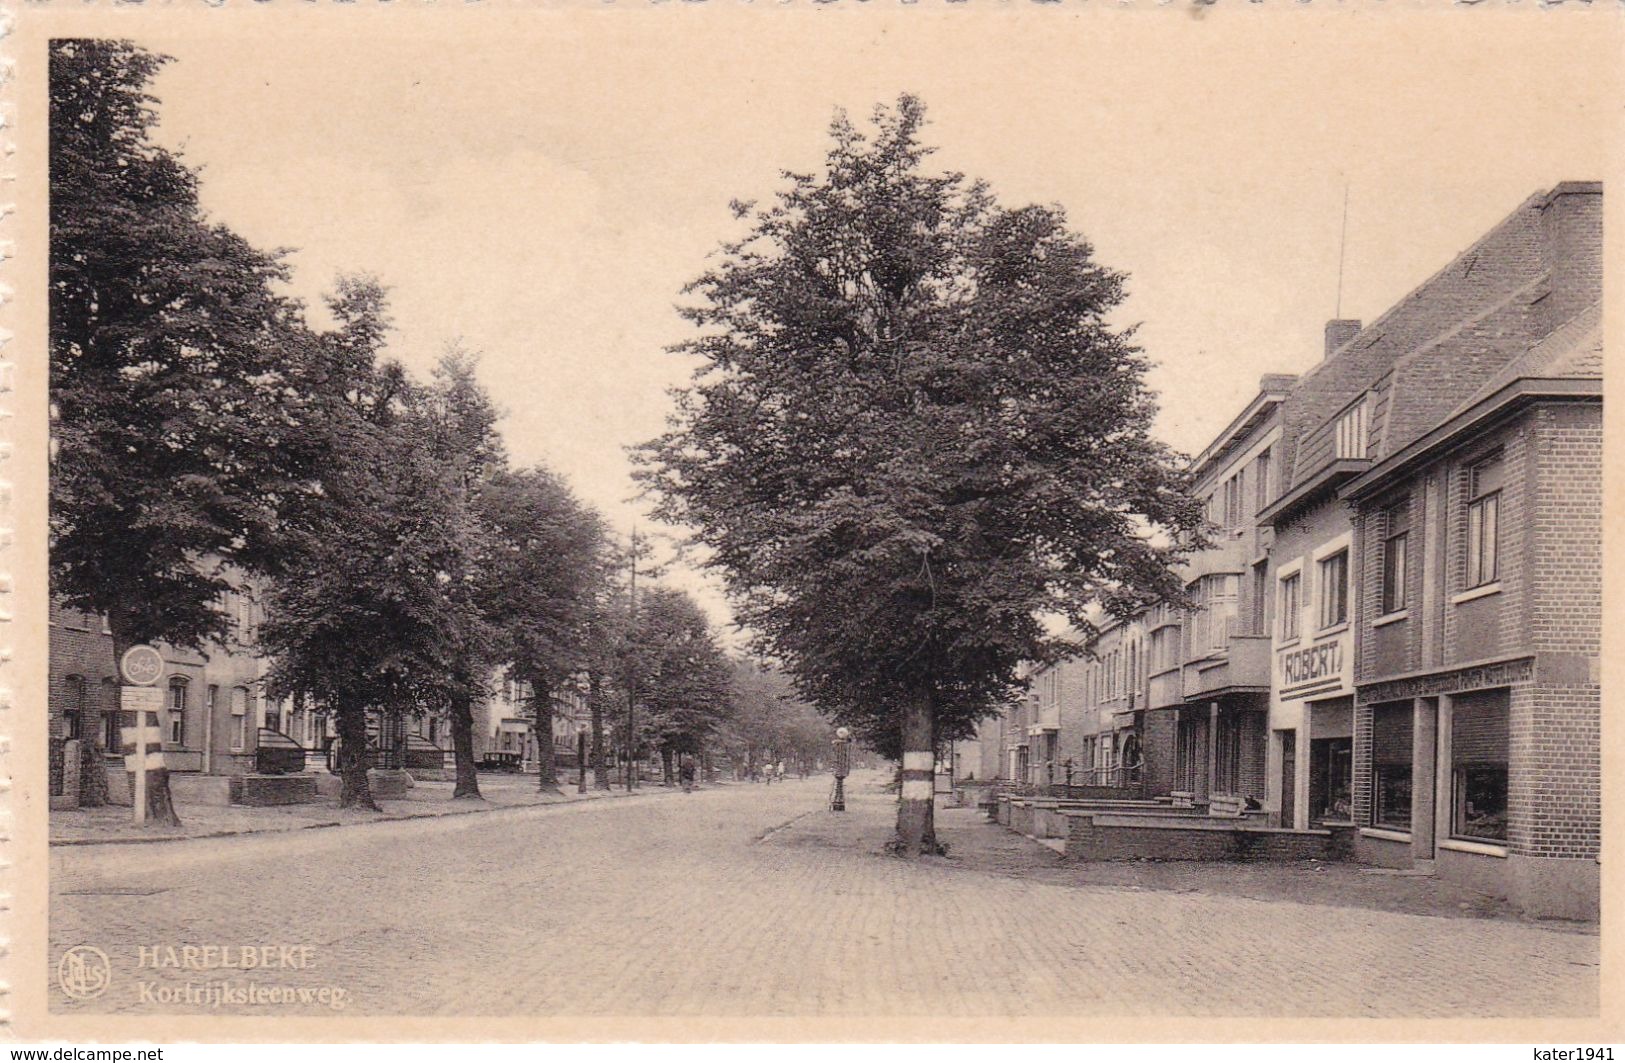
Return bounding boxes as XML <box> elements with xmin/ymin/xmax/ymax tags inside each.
<box><xmin>1254</xmin><ymin>448</ymin><xmax>1272</xmax><ymax>513</ymax></box>
<box><xmin>1279</xmin><ymin>572</ymin><xmax>1301</xmax><ymax>641</ymax></box>
<box><xmin>1450</xmin><ymin>690</ymin><xmax>1509</xmax><ymax>843</ymax></box>
<box><xmin>167</xmin><ymin>681</ymin><xmax>188</xmax><ymax>747</ymax></box>
<box><xmin>1371</xmin><ymin>702</ymin><xmax>1413</xmax><ymax>830</ymax></box>
<box><xmin>1250</xmin><ymin>560</ymin><xmax>1269</xmax><ymax>635</ymax></box>
<box><xmin>1223</xmin><ymin>476</ymin><xmax>1239</xmax><ymax>529</ymax></box>
<box><xmin>1466</xmin><ymin>454</ymin><xmax>1503</xmax><ymax>589</ymax></box>
<box><xmin>230</xmin><ymin>687</ymin><xmax>249</xmax><ymax>752</ymax></box>
<box><xmin>1382</xmin><ymin>501</ymin><xmax>1410</xmax><ymax>615</ymax></box>
<box><xmin>1318</xmin><ymin>550</ymin><xmax>1349</xmax><ymax>629</ymax></box>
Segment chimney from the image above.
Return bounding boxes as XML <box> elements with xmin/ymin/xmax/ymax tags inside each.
<box><xmin>1539</xmin><ymin>181</ymin><xmax>1602</xmax><ymax>328</ymax></box>
<box><xmin>1324</xmin><ymin>319</ymin><xmax>1362</xmax><ymax>360</ymax></box>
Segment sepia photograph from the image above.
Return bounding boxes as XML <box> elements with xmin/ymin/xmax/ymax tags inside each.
<box><xmin>5</xmin><ymin>2</ymin><xmax>1621</xmax><ymax>1045</ymax></box>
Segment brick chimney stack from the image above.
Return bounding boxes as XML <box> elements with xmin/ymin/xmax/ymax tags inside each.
<box><xmin>1539</xmin><ymin>181</ymin><xmax>1602</xmax><ymax>329</ymax></box>
<box><xmin>1324</xmin><ymin>319</ymin><xmax>1362</xmax><ymax>360</ymax></box>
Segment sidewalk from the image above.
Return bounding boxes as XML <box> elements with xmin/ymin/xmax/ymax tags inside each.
<box><xmin>769</xmin><ymin>780</ymin><xmax>1597</xmax><ymax>931</ymax></box>
<box><xmin>50</xmin><ymin>772</ymin><xmax>691</xmax><ymax>846</ymax></box>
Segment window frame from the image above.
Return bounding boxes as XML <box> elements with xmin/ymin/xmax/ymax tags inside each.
<box><xmin>1278</xmin><ymin>569</ymin><xmax>1302</xmax><ymax>642</ymax></box>
<box><xmin>1465</xmin><ymin>453</ymin><xmax>1503</xmax><ymax>590</ymax></box>
<box><xmin>1380</xmin><ymin>499</ymin><xmax>1411</xmax><ymax>616</ymax></box>
<box><xmin>1316</xmin><ymin>549</ymin><xmax>1350</xmax><ymax>631</ymax></box>
<box><xmin>167</xmin><ymin>677</ymin><xmax>189</xmax><ymax>747</ymax></box>
<box><xmin>230</xmin><ymin>686</ymin><xmax>250</xmax><ymax>752</ymax></box>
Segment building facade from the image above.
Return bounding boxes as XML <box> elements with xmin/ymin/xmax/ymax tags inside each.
<box><xmin>986</xmin><ymin>182</ymin><xmax>1601</xmax><ymax>920</ymax></box>
<box><xmin>1341</xmin><ymin>297</ymin><xmax>1601</xmax><ymax>918</ymax></box>
<box><xmin>48</xmin><ymin>574</ymin><xmax>278</xmax><ymax>801</ymax></box>
<box><xmin>1257</xmin><ymin>181</ymin><xmax>1602</xmax><ymax>917</ymax></box>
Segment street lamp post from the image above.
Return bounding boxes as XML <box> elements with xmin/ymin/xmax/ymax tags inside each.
<box><xmin>832</xmin><ymin>726</ymin><xmax>851</xmax><ymax>813</ymax></box>
<box><xmin>576</xmin><ymin>722</ymin><xmax>588</xmax><ymax>794</ymax></box>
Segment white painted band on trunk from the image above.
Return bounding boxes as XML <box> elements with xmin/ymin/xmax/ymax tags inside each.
<box><xmin>901</xmin><ymin>779</ymin><xmax>934</xmax><ymax>800</ymax></box>
<box><xmin>902</xmin><ymin>752</ymin><xmax>935</xmax><ymax>771</ymax></box>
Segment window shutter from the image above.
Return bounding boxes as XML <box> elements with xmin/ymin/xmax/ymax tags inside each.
<box><xmin>1451</xmin><ymin>690</ymin><xmax>1509</xmax><ymax>764</ymax></box>
<box><xmin>1371</xmin><ymin>702</ymin><xmax>1413</xmax><ymax>766</ymax></box>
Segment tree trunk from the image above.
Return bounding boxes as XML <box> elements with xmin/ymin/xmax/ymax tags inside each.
<box><xmin>335</xmin><ymin>695</ymin><xmax>380</xmax><ymax>811</ymax></box>
<box><xmin>589</xmin><ymin>672</ymin><xmax>610</xmax><ymax>790</ymax></box>
<box><xmin>79</xmin><ymin>739</ymin><xmax>109</xmax><ymax>807</ymax></box>
<box><xmin>107</xmin><ymin>615</ymin><xmax>181</xmax><ymax>827</ymax></box>
<box><xmin>893</xmin><ymin>686</ymin><xmax>938</xmax><ymax>857</ymax></box>
<box><xmin>450</xmin><ymin>685</ymin><xmax>482</xmax><ymax>799</ymax></box>
<box><xmin>662</xmin><ymin>746</ymin><xmax>675</xmax><ymax>786</ymax></box>
<box><xmin>532</xmin><ymin>675</ymin><xmax>559</xmax><ymax>791</ymax></box>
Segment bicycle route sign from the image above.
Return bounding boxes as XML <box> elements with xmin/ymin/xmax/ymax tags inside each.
<box><xmin>119</xmin><ymin>644</ymin><xmax>165</xmax><ymax>686</ymax></box>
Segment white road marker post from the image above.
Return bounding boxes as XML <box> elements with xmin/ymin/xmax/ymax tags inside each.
<box><xmin>118</xmin><ymin>645</ymin><xmax>166</xmax><ymax>825</ymax></box>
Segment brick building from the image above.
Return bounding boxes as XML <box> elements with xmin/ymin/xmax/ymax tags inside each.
<box><xmin>1257</xmin><ymin>181</ymin><xmax>1601</xmax><ymax>918</ymax></box>
<box><xmin>1341</xmin><ymin>297</ymin><xmax>1601</xmax><ymax>919</ymax></box>
<box><xmin>48</xmin><ymin>575</ymin><xmax>278</xmax><ymax>803</ymax></box>
<box><xmin>1168</xmin><ymin>375</ymin><xmax>1291</xmax><ymax>806</ymax></box>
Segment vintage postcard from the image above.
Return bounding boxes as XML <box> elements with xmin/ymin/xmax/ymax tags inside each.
<box><xmin>2</xmin><ymin>0</ymin><xmax>1621</xmax><ymax>1046</ymax></box>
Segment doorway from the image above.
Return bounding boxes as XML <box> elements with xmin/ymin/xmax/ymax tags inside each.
<box><xmin>1278</xmin><ymin>730</ymin><xmax>1296</xmax><ymax>828</ymax></box>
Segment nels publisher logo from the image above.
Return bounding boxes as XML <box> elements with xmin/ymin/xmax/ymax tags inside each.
<box><xmin>57</xmin><ymin>945</ymin><xmax>112</xmax><ymax>1001</ymax></box>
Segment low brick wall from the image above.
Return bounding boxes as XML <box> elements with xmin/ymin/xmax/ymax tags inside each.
<box><xmin>314</xmin><ymin>769</ymin><xmax>415</xmax><ymax>798</ymax></box>
<box><xmin>1065</xmin><ymin>813</ymin><xmax>1353</xmax><ymax>863</ymax></box>
<box><xmin>229</xmin><ymin>773</ymin><xmax>319</xmax><ymax>807</ymax></box>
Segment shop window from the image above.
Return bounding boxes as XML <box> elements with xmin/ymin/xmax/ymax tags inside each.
<box><xmin>1371</xmin><ymin>702</ymin><xmax>1413</xmax><ymax>829</ymax></box>
<box><xmin>1310</xmin><ymin>736</ymin><xmax>1353</xmax><ymax>822</ymax></box>
<box><xmin>1317</xmin><ymin>550</ymin><xmax>1349</xmax><ymax>629</ymax></box>
<box><xmin>1466</xmin><ymin>453</ymin><xmax>1503</xmax><ymax>589</ymax></box>
<box><xmin>1451</xmin><ymin>690</ymin><xmax>1509</xmax><ymax>842</ymax></box>
<box><xmin>1381</xmin><ymin>501</ymin><xmax>1410</xmax><ymax>614</ymax></box>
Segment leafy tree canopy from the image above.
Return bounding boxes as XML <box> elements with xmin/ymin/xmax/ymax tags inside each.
<box><xmin>49</xmin><ymin>38</ymin><xmax>323</xmax><ymax>647</ymax></box>
<box><xmin>636</xmin><ymin>95</ymin><xmax>1205</xmax><ymax>753</ymax></box>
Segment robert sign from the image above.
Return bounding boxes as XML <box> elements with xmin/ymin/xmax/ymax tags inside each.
<box><xmin>1278</xmin><ymin>632</ymin><xmax>1350</xmax><ymax>700</ymax></box>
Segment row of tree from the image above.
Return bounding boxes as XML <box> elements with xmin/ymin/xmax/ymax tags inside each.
<box><xmin>48</xmin><ymin>39</ymin><xmax>823</xmax><ymax>824</ymax></box>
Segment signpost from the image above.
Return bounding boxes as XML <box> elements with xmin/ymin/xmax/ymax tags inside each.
<box><xmin>119</xmin><ymin>645</ymin><xmax>165</xmax><ymax>824</ymax></box>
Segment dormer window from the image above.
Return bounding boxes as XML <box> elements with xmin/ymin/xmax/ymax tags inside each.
<box><xmin>1334</xmin><ymin>398</ymin><xmax>1370</xmax><ymax>460</ymax></box>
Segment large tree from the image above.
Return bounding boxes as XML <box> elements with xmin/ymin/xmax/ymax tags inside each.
<box><xmin>411</xmin><ymin>350</ymin><xmax>508</xmax><ymax>800</ymax></box>
<box><xmin>637</xmin><ymin>97</ymin><xmax>1204</xmax><ymax>855</ymax></box>
<box><xmin>478</xmin><ymin>466</ymin><xmax>611</xmax><ymax>790</ymax></box>
<box><xmin>48</xmin><ymin>39</ymin><xmax>322</xmax><ymax>824</ymax></box>
<box><xmin>258</xmin><ymin>279</ymin><xmax>464</xmax><ymax>811</ymax></box>
<box><xmin>625</xmin><ymin>587</ymin><xmax>734</xmax><ymax>784</ymax></box>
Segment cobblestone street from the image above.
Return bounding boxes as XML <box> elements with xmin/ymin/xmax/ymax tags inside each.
<box><xmin>50</xmin><ymin>772</ymin><xmax>1598</xmax><ymax>1019</ymax></box>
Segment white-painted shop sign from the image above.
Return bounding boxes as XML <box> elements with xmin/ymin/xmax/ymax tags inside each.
<box><xmin>1278</xmin><ymin>629</ymin><xmax>1352</xmax><ymax>701</ymax></box>
<box><xmin>120</xmin><ymin>644</ymin><xmax>165</xmax><ymax>686</ymax></box>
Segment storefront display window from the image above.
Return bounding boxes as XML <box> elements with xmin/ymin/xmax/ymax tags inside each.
<box><xmin>1450</xmin><ymin>689</ymin><xmax>1509</xmax><ymax>843</ymax></box>
<box><xmin>1371</xmin><ymin>701</ymin><xmax>1413</xmax><ymax>830</ymax></box>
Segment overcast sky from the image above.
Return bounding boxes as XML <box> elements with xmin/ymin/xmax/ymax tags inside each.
<box><xmin>134</xmin><ymin>12</ymin><xmax>1617</xmax><ymax>637</ymax></box>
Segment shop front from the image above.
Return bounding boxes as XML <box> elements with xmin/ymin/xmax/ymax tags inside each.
<box><xmin>1269</xmin><ymin>623</ymin><xmax>1354</xmax><ymax>831</ymax></box>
